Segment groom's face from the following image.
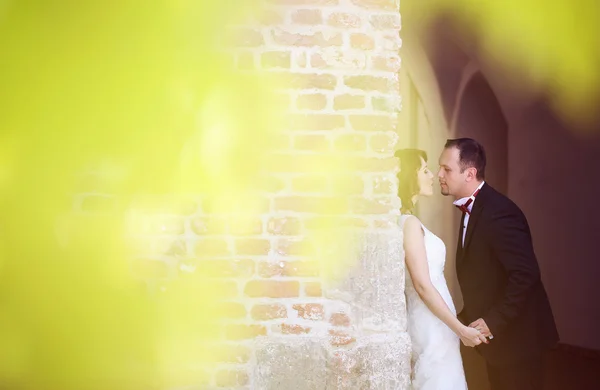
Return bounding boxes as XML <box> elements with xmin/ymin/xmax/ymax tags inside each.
<box><xmin>437</xmin><ymin>146</ymin><xmax>464</xmax><ymax>198</ymax></box>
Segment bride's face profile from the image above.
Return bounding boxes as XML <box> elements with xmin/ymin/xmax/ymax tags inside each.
<box><xmin>417</xmin><ymin>157</ymin><xmax>435</xmax><ymax>196</ymax></box>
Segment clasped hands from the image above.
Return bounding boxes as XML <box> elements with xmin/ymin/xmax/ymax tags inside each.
<box><xmin>459</xmin><ymin>318</ymin><xmax>494</xmax><ymax>347</ymax></box>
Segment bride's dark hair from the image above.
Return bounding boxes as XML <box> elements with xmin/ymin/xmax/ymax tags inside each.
<box><xmin>394</xmin><ymin>148</ymin><xmax>428</xmax><ymax>214</ymax></box>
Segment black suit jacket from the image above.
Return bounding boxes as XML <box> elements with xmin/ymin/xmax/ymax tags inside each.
<box><xmin>456</xmin><ymin>183</ymin><xmax>559</xmax><ymax>365</ymax></box>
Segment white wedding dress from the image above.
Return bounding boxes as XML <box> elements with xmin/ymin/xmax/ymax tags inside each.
<box><xmin>400</xmin><ymin>215</ymin><xmax>468</xmax><ymax>390</ymax></box>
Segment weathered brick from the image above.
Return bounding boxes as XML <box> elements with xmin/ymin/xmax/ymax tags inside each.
<box><xmin>352</xmin><ymin>156</ymin><xmax>398</xmax><ymax>171</ymax></box>
<box><xmin>295</xmin><ymin>51</ymin><xmax>308</xmax><ymax>67</ymax></box>
<box><xmin>349</xmin><ymin>115</ymin><xmax>396</xmax><ymax>132</ymax></box>
<box><xmin>293</xmin><ymin>303</ymin><xmax>324</xmax><ymax>320</ymax></box>
<box><xmin>349</xmin><ymin>198</ymin><xmax>393</xmax><ymax>214</ymax></box>
<box><xmin>229</xmin><ymin>28</ymin><xmax>264</xmax><ymax>47</ymax></box>
<box><xmin>226</xmin><ymin>325</ymin><xmax>267</xmax><ymax>341</ymax></box>
<box><xmin>344</xmin><ymin>75</ymin><xmax>398</xmax><ymax>93</ymax></box>
<box><xmin>289</xmin><ymin>73</ymin><xmax>337</xmax><ymax>90</ymax></box>
<box><xmin>272</xmin><ymin>30</ymin><xmax>342</xmax><ymax>47</ymax></box>
<box><xmin>281</xmin><ymin>323</ymin><xmax>311</xmax><ymax>334</ymax></box>
<box><xmin>370</xmin><ymin>13</ymin><xmax>401</xmax><ymax>30</ymax></box>
<box><xmin>136</xmin><ymin>216</ymin><xmax>184</xmax><ymax>235</ymax></box>
<box><xmin>310</xmin><ymin>51</ymin><xmax>367</xmax><ymax>70</ymax></box>
<box><xmin>265</xmin><ymin>154</ymin><xmax>332</xmax><ymax>173</ymax></box>
<box><xmin>293</xmin><ymin>134</ymin><xmax>330</xmax><ymax>151</ymax></box>
<box><xmin>373</xmin><ymin>218</ymin><xmax>397</xmax><ymax>229</ymax></box>
<box><xmin>202</xmin><ymin>280</ymin><xmax>239</xmax><ymax>299</ymax></box>
<box><xmin>291</xmin><ymin>175</ymin><xmax>329</xmax><ymax>193</ymax></box>
<box><xmin>244</xmin><ymin>280</ymin><xmax>300</xmax><ymax>298</ymax></box>
<box><xmin>229</xmin><ymin>217</ymin><xmax>263</xmax><ymax>235</ymax></box>
<box><xmin>304</xmin><ymin>282</ymin><xmax>323</xmax><ymax>297</ymax></box>
<box><xmin>202</xmin><ymin>196</ymin><xmax>270</xmax><ymax>214</ymax></box>
<box><xmin>258</xmin><ymin>175</ymin><xmax>287</xmax><ymax>193</ymax></box>
<box><xmin>261</xmin><ymin>51</ymin><xmax>292</xmax><ymax>69</ymax></box>
<box><xmin>212</xmin><ymin>302</ymin><xmax>247</xmax><ymax>319</ymax></box>
<box><xmin>305</xmin><ymin>216</ymin><xmax>369</xmax><ymax>229</ymax></box>
<box><xmin>288</xmin><ymin>114</ymin><xmax>345</xmax><ymax>131</ymax></box>
<box><xmin>251</xmin><ymin>304</ymin><xmax>288</xmax><ymax>320</ymax></box>
<box><xmin>380</xmin><ymin>33</ymin><xmax>402</xmax><ymax>50</ymax></box>
<box><xmin>371</xmin><ymin>54</ymin><xmax>401</xmax><ymax>72</ymax></box>
<box><xmin>370</xmin><ymin>132</ymin><xmax>398</xmax><ymax>153</ymax></box>
<box><xmin>267</xmin><ymin>216</ymin><xmax>303</xmax><ymax>235</ymax></box>
<box><xmin>126</xmin><ymin>237</ymin><xmax>157</xmax><ymax>257</ymax></box>
<box><xmin>350</xmin><ymin>33</ymin><xmax>375</xmax><ymax>50</ymax></box>
<box><xmin>296</xmin><ymin>93</ymin><xmax>328</xmax><ymax>110</ymax></box>
<box><xmin>330</xmin><ymin>312</ymin><xmax>351</xmax><ymax>327</ymax></box>
<box><xmin>235</xmin><ymin>239</ymin><xmax>271</xmax><ymax>256</ymax></box>
<box><xmin>327</xmin><ymin>12</ymin><xmax>362</xmax><ymax>28</ymax></box>
<box><xmin>257</xmin><ymin>262</ymin><xmax>284</xmax><ymax>278</ymax></box>
<box><xmin>214</xmin><ymin>10</ymin><xmax>401</xmax><ymax>343</ymax></box>
<box><xmin>333</xmin><ymin>133</ymin><xmax>368</xmax><ymax>152</ymax></box>
<box><xmin>194</xmin><ymin>239</ymin><xmax>230</xmax><ymax>257</ymax></box>
<box><xmin>284</xmin><ymin>261</ymin><xmax>320</xmax><ymax>276</ymax></box>
<box><xmin>310</xmin><ymin>53</ymin><xmax>328</xmax><ymax>68</ymax></box>
<box><xmin>248</xmin><ymin>5</ymin><xmax>285</xmax><ymax>24</ymax></box>
<box><xmin>329</xmin><ymin>329</ymin><xmax>356</xmax><ymax>346</ymax></box>
<box><xmin>276</xmin><ymin>239</ymin><xmax>318</xmax><ymax>257</ymax></box>
<box><xmin>350</xmin><ymin>0</ymin><xmax>398</xmax><ymax>11</ymax></box>
<box><xmin>274</xmin><ymin>196</ymin><xmax>348</xmax><ymax>213</ymax></box>
<box><xmin>332</xmin><ymin>176</ymin><xmax>364</xmax><ymax>195</ymax></box>
<box><xmin>255</xmin><ymin>9</ymin><xmax>284</xmax><ymax>25</ymax></box>
<box><xmin>333</xmin><ymin>94</ymin><xmax>365</xmax><ymax>110</ymax></box>
<box><xmin>291</xmin><ymin>9</ymin><xmax>323</xmax><ymax>24</ymax></box>
<box><xmin>149</xmin><ymin>238</ymin><xmax>188</xmax><ymax>257</ymax></box>
<box><xmin>129</xmin><ymin>196</ymin><xmax>197</xmax><ymax>216</ymax></box>
<box><xmin>157</xmin><ymin>217</ymin><xmax>185</xmax><ymax>235</ymax></box>
<box><xmin>258</xmin><ymin>261</ymin><xmax>320</xmax><ymax>277</ymax></box>
<box><xmin>195</xmin><ymin>259</ymin><xmax>255</xmax><ymax>278</ymax></box>
<box><xmin>372</xmin><ymin>96</ymin><xmax>398</xmax><ymax>112</ymax></box>
<box><xmin>191</xmin><ymin>217</ymin><xmax>227</xmax><ymax>235</ymax></box>
<box><xmin>372</xmin><ymin>175</ymin><xmax>396</xmax><ymax>195</ymax></box>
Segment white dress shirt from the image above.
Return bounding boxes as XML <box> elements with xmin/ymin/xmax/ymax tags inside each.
<box><xmin>453</xmin><ymin>181</ymin><xmax>486</xmax><ymax>247</ymax></box>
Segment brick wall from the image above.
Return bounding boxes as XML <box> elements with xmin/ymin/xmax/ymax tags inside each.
<box><xmin>99</xmin><ymin>0</ymin><xmax>408</xmax><ymax>388</ymax></box>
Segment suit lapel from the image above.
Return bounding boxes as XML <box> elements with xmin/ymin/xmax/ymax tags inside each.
<box><xmin>459</xmin><ymin>183</ymin><xmax>489</xmax><ymax>263</ymax></box>
<box><xmin>463</xmin><ymin>199</ymin><xmax>484</xmax><ymax>252</ymax></box>
<box><xmin>456</xmin><ymin>212</ymin><xmax>465</xmax><ymax>268</ymax></box>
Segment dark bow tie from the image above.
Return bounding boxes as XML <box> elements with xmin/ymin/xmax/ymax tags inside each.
<box><xmin>455</xmin><ymin>188</ymin><xmax>481</xmax><ymax>215</ymax></box>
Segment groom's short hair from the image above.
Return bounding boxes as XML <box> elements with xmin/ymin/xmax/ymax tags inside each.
<box><xmin>445</xmin><ymin>138</ymin><xmax>486</xmax><ymax>180</ymax></box>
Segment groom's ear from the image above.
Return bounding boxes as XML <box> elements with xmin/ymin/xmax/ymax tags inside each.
<box><xmin>465</xmin><ymin>167</ymin><xmax>478</xmax><ymax>181</ymax></box>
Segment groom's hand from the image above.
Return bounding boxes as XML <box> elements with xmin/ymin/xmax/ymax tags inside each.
<box><xmin>469</xmin><ymin>318</ymin><xmax>493</xmax><ymax>339</ymax></box>
<box><xmin>459</xmin><ymin>326</ymin><xmax>488</xmax><ymax>347</ymax></box>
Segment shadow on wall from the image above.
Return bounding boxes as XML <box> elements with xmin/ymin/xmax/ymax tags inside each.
<box><xmin>453</xmin><ymin>72</ymin><xmax>508</xmax><ymax>195</ymax></box>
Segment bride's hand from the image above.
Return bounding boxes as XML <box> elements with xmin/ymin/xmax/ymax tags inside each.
<box><xmin>459</xmin><ymin>326</ymin><xmax>489</xmax><ymax>347</ymax></box>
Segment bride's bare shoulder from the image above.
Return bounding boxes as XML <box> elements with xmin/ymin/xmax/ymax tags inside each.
<box><xmin>400</xmin><ymin>214</ymin><xmax>423</xmax><ymax>232</ymax></box>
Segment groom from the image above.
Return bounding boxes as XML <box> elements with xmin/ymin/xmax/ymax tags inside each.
<box><xmin>438</xmin><ymin>138</ymin><xmax>558</xmax><ymax>390</ymax></box>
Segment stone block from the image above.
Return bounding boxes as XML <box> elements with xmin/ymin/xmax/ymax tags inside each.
<box><xmin>254</xmin><ymin>338</ymin><xmax>328</xmax><ymax>390</ymax></box>
<box><xmin>327</xmin><ymin>333</ymin><xmax>412</xmax><ymax>389</ymax></box>
<box><xmin>323</xmin><ymin>228</ymin><xmax>407</xmax><ymax>332</ymax></box>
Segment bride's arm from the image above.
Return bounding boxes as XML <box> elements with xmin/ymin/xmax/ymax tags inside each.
<box><xmin>403</xmin><ymin>216</ymin><xmax>487</xmax><ymax>346</ymax></box>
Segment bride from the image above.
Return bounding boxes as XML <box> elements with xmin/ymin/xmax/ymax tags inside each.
<box><xmin>395</xmin><ymin>149</ymin><xmax>487</xmax><ymax>389</ymax></box>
